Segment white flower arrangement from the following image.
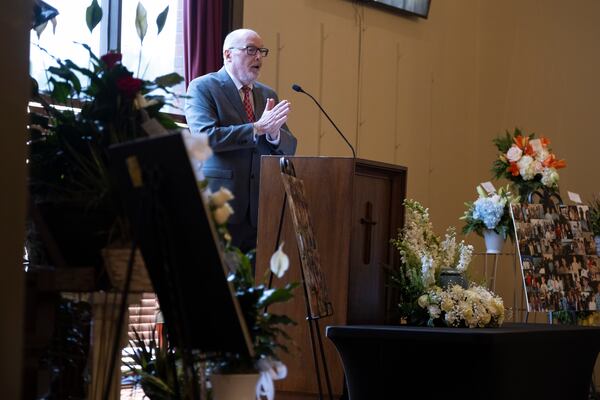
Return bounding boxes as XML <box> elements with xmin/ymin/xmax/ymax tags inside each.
<box><xmin>418</xmin><ymin>284</ymin><xmax>505</xmax><ymax>328</ymax></box>
<box><xmin>461</xmin><ymin>185</ymin><xmax>517</xmax><ymax>239</ymax></box>
<box><xmin>391</xmin><ymin>199</ymin><xmax>484</xmax><ymax>325</ymax></box>
<box><xmin>492</xmin><ymin>128</ymin><xmax>566</xmax><ymax>197</ymax></box>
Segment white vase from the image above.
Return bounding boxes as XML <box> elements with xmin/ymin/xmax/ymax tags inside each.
<box><xmin>483</xmin><ymin>229</ymin><xmax>505</xmax><ymax>254</ymax></box>
<box><xmin>211</xmin><ymin>373</ymin><xmax>259</xmax><ymax>400</ymax></box>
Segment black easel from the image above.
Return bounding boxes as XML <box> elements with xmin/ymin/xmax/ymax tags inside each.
<box><xmin>265</xmin><ymin>157</ymin><xmax>334</xmax><ymax>400</ymax></box>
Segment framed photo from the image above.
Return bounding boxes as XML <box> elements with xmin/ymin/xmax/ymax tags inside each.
<box><xmin>512</xmin><ymin>203</ymin><xmax>600</xmax><ymax>312</ymax></box>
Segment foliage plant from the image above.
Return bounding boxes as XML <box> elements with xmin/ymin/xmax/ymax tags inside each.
<box><xmin>461</xmin><ymin>185</ymin><xmax>518</xmax><ymax>241</ymax></box>
<box><xmin>492</xmin><ymin>127</ymin><xmax>566</xmax><ymax>198</ymax></box>
<box><xmin>28</xmin><ymin>0</ymin><xmax>183</xmax><ymax>245</ymax></box>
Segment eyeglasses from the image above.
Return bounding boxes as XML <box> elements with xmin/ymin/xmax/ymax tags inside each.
<box><xmin>229</xmin><ymin>46</ymin><xmax>269</xmax><ymax>57</ymax></box>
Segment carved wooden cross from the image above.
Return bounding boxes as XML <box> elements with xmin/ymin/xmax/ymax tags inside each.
<box><xmin>360</xmin><ymin>201</ymin><xmax>377</xmax><ymax>264</ymax></box>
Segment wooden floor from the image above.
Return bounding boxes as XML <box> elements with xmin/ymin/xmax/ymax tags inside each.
<box><xmin>277</xmin><ymin>392</ymin><xmax>320</xmax><ymax>400</ymax></box>
<box><xmin>121</xmin><ymin>386</ymin><xmax>321</xmax><ymax>399</ymax></box>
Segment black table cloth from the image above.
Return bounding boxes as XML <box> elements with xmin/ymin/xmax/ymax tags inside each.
<box><xmin>326</xmin><ymin>323</ymin><xmax>600</xmax><ymax>400</ymax></box>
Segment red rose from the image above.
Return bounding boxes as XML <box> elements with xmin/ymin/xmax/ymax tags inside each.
<box><xmin>101</xmin><ymin>52</ymin><xmax>122</xmax><ymax>69</ymax></box>
<box><xmin>116</xmin><ymin>76</ymin><xmax>143</xmax><ymax>98</ymax></box>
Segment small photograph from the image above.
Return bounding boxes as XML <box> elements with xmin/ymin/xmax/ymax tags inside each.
<box><xmin>543</xmin><ymin>254</ymin><xmax>556</xmax><ymax>275</ymax></box>
<box><xmin>513</xmin><ymin>203</ymin><xmax>526</xmax><ymax>222</ymax></box>
<box><xmin>540</xmin><ymin>239</ymin><xmax>553</xmax><ymax>255</ymax></box>
<box><xmin>579</xmin><ymin>258</ymin><xmax>591</xmax><ymax>281</ymax></box>
<box><xmin>588</xmin><ymin>256</ymin><xmax>600</xmax><ymax>280</ymax></box>
<box><xmin>567</xmin><ymin>254</ymin><xmax>585</xmax><ymax>278</ymax></box>
<box><xmin>550</xmin><ymin>241</ymin><xmax>563</xmax><ymax>256</ymax></box>
<box><xmin>529</xmin><ymin>204</ymin><xmax>545</xmax><ymax>219</ymax></box>
<box><xmin>569</xmin><ymin>221</ymin><xmax>583</xmax><ymax>239</ymax></box>
<box><xmin>573</xmin><ymin>238</ymin><xmax>586</xmax><ymax>255</ymax></box>
<box><xmin>522</xmin><ymin>255</ymin><xmax>534</xmax><ymax>270</ymax></box>
<box><xmin>516</xmin><ymin>223</ymin><xmax>533</xmax><ymax>242</ymax></box>
<box><xmin>557</xmin><ymin>221</ymin><xmax>574</xmax><ymax>241</ymax></box>
<box><xmin>532</xmin><ymin>256</ymin><xmax>544</xmax><ymax>274</ymax></box>
<box><xmin>559</xmin><ymin>205</ymin><xmax>570</xmax><ymax>220</ymax></box>
<box><xmin>568</xmin><ymin>205</ymin><xmax>581</xmax><ymax>221</ymax></box>
<box><xmin>583</xmin><ymin>232</ymin><xmax>595</xmax><ymax>254</ymax></box>
<box><xmin>577</xmin><ymin>205</ymin><xmax>589</xmax><ymax>222</ymax></box>
<box><xmin>530</xmin><ymin>219</ymin><xmax>546</xmax><ymax>240</ymax></box>
<box><xmin>542</xmin><ymin>220</ymin><xmax>557</xmax><ymax>241</ymax></box>
<box><xmin>521</xmin><ymin>239</ymin><xmax>541</xmax><ymax>257</ymax></box>
<box><xmin>555</xmin><ymin>255</ymin><xmax>570</xmax><ymax>274</ymax></box>
<box><xmin>543</xmin><ymin>204</ymin><xmax>560</xmax><ymax>221</ymax></box>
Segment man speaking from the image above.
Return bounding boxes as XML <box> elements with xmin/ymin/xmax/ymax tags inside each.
<box><xmin>185</xmin><ymin>28</ymin><xmax>297</xmax><ymax>253</ymax></box>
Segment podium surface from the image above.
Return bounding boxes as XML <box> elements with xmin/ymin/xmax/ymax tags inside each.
<box><xmin>256</xmin><ymin>156</ymin><xmax>407</xmax><ymax>395</ymax></box>
<box><xmin>326</xmin><ymin>323</ymin><xmax>600</xmax><ymax>400</ymax></box>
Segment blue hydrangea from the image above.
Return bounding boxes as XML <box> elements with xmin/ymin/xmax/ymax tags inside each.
<box><xmin>472</xmin><ymin>197</ymin><xmax>504</xmax><ymax>229</ymax></box>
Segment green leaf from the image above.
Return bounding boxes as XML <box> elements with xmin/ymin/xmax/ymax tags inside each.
<box><xmin>135</xmin><ymin>2</ymin><xmax>148</xmax><ymax>43</ymax></box>
<box><xmin>154</xmin><ymin>72</ymin><xmax>184</xmax><ymax>88</ymax></box>
<box><xmin>47</xmin><ymin>65</ymin><xmax>81</xmax><ymax>94</ymax></box>
<box><xmin>50</xmin><ymin>80</ymin><xmax>71</xmax><ymax>103</ymax></box>
<box><xmin>86</xmin><ymin>0</ymin><xmax>103</xmax><ymax>33</ymax></box>
<box><xmin>156</xmin><ymin>6</ymin><xmax>169</xmax><ymax>35</ymax></box>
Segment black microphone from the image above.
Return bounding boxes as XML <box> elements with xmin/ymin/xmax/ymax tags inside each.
<box><xmin>292</xmin><ymin>84</ymin><xmax>356</xmax><ymax>158</ymax></box>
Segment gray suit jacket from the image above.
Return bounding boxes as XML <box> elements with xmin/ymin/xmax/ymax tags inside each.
<box><xmin>185</xmin><ymin>67</ymin><xmax>297</xmax><ymax>226</ymax></box>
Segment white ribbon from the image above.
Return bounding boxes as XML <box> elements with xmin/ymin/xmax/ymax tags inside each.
<box><xmin>255</xmin><ymin>358</ymin><xmax>287</xmax><ymax>400</ymax></box>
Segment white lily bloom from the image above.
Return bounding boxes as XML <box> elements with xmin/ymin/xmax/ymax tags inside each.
<box><xmin>270</xmin><ymin>242</ymin><xmax>290</xmax><ymax>278</ymax></box>
<box><xmin>183</xmin><ymin>132</ymin><xmax>213</xmax><ymax>162</ymax></box>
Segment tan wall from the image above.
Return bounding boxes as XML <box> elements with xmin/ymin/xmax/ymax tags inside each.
<box><xmin>244</xmin><ymin>0</ymin><xmax>600</xmax><ymax>317</ymax></box>
<box><xmin>244</xmin><ymin>0</ymin><xmax>482</xmax><ymax>234</ymax></box>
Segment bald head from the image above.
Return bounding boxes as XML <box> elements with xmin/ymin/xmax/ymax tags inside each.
<box><xmin>223</xmin><ymin>29</ymin><xmax>261</xmax><ymax>53</ymax></box>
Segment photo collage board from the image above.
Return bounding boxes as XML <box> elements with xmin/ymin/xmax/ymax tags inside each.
<box><xmin>512</xmin><ymin>203</ymin><xmax>600</xmax><ymax>312</ymax></box>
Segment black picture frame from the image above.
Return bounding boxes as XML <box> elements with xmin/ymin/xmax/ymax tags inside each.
<box><xmin>109</xmin><ymin>133</ymin><xmax>253</xmax><ymax>356</ymax></box>
<box><xmin>356</xmin><ymin>0</ymin><xmax>431</xmax><ymax>19</ymax></box>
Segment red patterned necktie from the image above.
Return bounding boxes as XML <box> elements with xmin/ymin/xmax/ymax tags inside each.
<box><xmin>242</xmin><ymin>86</ymin><xmax>255</xmax><ymax>122</ymax></box>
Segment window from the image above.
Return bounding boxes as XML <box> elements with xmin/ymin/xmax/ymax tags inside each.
<box><xmin>30</xmin><ymin>0</ymin><xmax>186</xmax><ymax>114</ymax></box>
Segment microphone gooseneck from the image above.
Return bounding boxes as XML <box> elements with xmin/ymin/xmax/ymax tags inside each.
<box><xmin>291</xmin><ymin>83</ymin><xmax>356</xmax><ymax>158</ymax></box>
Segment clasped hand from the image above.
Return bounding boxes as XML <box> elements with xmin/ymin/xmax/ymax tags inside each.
<box><xmin>254</xmin><ymin>98</ymin><xmax>290</xmax><ymax>140</ymax></box>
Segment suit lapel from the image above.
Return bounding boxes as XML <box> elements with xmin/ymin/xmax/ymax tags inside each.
<box><xmin>217</xmin><ymin>68</ymin><xmax>248</xmax><ymax>122</ymax></box>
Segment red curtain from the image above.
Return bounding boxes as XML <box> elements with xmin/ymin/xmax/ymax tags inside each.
<box><xmin>183</xmin><ymin>0</ymin><xmax>223</xmax><ymax>87</ymax></box>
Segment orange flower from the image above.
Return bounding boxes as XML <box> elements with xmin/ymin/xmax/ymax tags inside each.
<box><xmin>542</xmin><ymin>154</ymin><xmax>567</xmax><ymax>169</ymax></box>
<box><xmin>513</xmin><ymin>135</ymin><xmax>528</xmax><ymax>149</ymax></box>
<box><xmin>524</xmin><ymin>143</ymin><xmax>535</xmax><ymax>156</ymax></box>
<box><xmin>540</xmin><ymin>136</ymin><xmax>550</xmax><ymax>148</ymax></box>
<box><xmin>507</xmin><ymin>162</ymin><xmax>520</xmax><ymax>176</ymax></box>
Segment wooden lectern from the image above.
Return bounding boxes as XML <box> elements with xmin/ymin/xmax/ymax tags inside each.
<box><xmin>256</xmin><ymin>156</ymin><xmax>407</xmax><ymax>397</ymax></box>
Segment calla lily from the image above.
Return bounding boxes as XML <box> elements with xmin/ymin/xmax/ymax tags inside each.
<box><xmin>183</xmin><ymin>133</ymin><xmax>213</xmax><ymax>162</ymax></box>
<box><xmin>270</xmin><ymin>242</ymin><xmax>290</xmax><ymax>278</ymax></box>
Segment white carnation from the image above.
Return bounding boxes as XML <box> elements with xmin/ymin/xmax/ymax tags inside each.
<box><xmin>541</xmin><ymin>167</ymin><xmax>559</xmax><ymax>187</ymax></box>
<box><xmin>517</xmin><ymin>155</ymin><xmax>535</xmax><ymax>180</ymax></box>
